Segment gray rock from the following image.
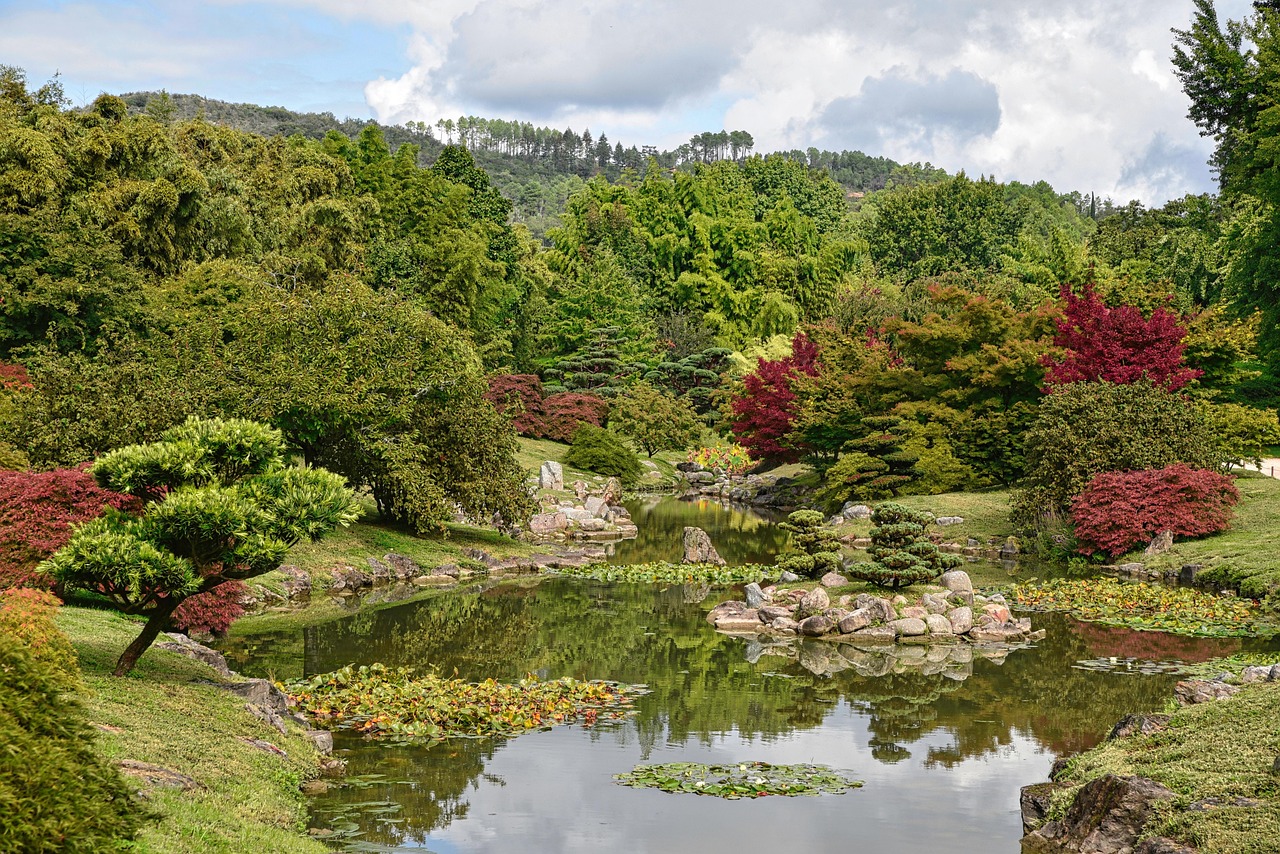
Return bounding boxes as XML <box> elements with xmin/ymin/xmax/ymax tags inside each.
<box><xmin>888</xmin><ymin>617</ymin><xmax>928</xmax><ymax>637</ymax></box>
<box><xmin>1174</xmin><ymin>679</ymin><xmax>1241</xmax><ymax>705</ymax></box>
<box><xmin>947</xmin><ymin>607</ymin><xmax>974</xmax><ymax>634</ymax></box>
<box><xmin>715</xmin><ymin>615</ymin><xmax>764</xmax><ymax>633</ymax></box>
<box><xmin>329</xmin><ymin>566</ymin><xmax>372</xmax><ymax>593</ymax></box>
<box><xmin>686</xmin><ymin>470</ymin><xmax>716</xmax><ymax>484</ymax></box>
<box><xmin>935</xmin><ymin>516</ymin><xmax>965</xmax><ymax>526</ymax></box>
<box><xmin>157</xmin><ymin>633</ymin><xmax>233</xmax><ymax>677</ymax></box>
<box><xmin>921</xmin><ymin>593</ymin><xmax>949</xmax><ymax>614</ymax></box>
<box><xmin>528</xmin><ymin>512</ymin><xmax>568</xmax><ymax>534</ymax></box>
<box><xmin>771</xmin><ymin>616</ymin><xmax>799</xmax><ymax>633</ymax></box>
<box><xmin>1020</xmin><ymin>781</ymin><xmax>1070</xmax><ymax>834</ymax></box>
<box><xmin>562</xmin><ymin>507</ymin><xmax>596</xmax><ymax>524</ymax></box>
<box><xmin>584</xmin><ymin>496</ymin><xmax>609</xmax><ymax>518</ymax></box>
<box><xmin>837</xmin><ymin>608</ymin><xmax>873</xmax><ymax>634</ymax></box>
<box><xmin>682</xmin><ymin>527</ymin><xmax>725</xmax><ymax>565</ymax></box>
<box><xmin>1116</xmin><ymin>562</ymin><xmax>1146</xmax><ymax>575</ymax></box>
<box><xmin>245</xmin><ymin>702</ymin><xmax>287</xmax><ymax>736</ymax></box>
<box><xmin>1022</xmin><ymin>775</ymin><xmax>1177</xmax><ymax>854</ymax></box>
<box><xmin>820</xmin><ymin>571</ymin><xmax>849</xmax><ymax>588</ymax></box>
<box><xmin>601</xmin><ymin>477</ymin><xmax>624</xmax><ymax>504</ymax></box>
<box><xmin>796</xmin><ymin>586</ymin><xmax>831</xmax><ymax>619</ymax></box>
<box><xmin>577</xmin><ymin>517</ymin><xmax>608</xmax><ymax>532</ymax></box>
<box><xmin>1107</xmin><ymin>714</ymin><xmax>1171</xmax><ymax>741</ymax></box>
<box><xmin>853</xmin><ymin>625</ymin><xmax>898</xmax><ymax>643</ymax></box>
<box><xmin>706</xmin><ymin>600</ymin><xmax>748</xmax><ymax>625</ymax></box>
<box><xmin>572</xmin><ymin>480</ymin><xmax>589</xmax><ymax>501</ymax></box>
<box><xmin>798</xmin><ymin>615</ymin><xmax>837</xmax><ymax>636</ymax></box>
<box><xmin>999</xmin><ymin>537</ymin><xmax>1020</xmax><ymax>558</ymax></box>
<box><xmin>1241</xmin><ymin>665</ymin><xmax>1277</xmax><ymax>684</ymax></box>
<box><xmin>117</xmin><ymin>760</ymin><xmax>201</xmax><ymax>791</ymax></box>
<box><xmin>218</xmin><ymin>679</ymin><xmax>292</xmax><ymax>717</ymax></box>
<box><xmin>277</xmin><ymin>565</ymin><xmax>311</xmax><ymax>601</ymax></box>
<box><xmin>366</xmin><ymin>557</ymin><xmax>392</xmax><ymax>582</ymax></box>
<box><xmin>938</xmin><ymin>569</ymin><xmax>974</xmax><ymax>598</ymax></box>
<box><xmin>758</xmin><ymin>605</ymin><xmax>793</xmax><ymax>622</ymax></box>
<box><xmin>1144</xmin><ymin>530</ymin><xmax>1175</xmax><ymax>557</ymax></box>
<box><xmin>778</xmin><ymin>570</ymin><xmax>802</xmax><ymax>583</ymax></box>
<box><xmin>900</xmin><ymin>606</ymin><xmax>929</xmax><ymax>620</ymax></box>
<box><xmin>743</xmin><ymin>582</ymin><xmax>768</xmax><ymax>609</ymax></box>
<box><xmin>538</xmin><ymin>461</ymin><xmax>564</xmax><ymax>491</ymax></box>
<box><xmin>841</xmin><ymin>502</ymin><xmax>873</xmax><ymax>520</ymax></box>
<box><xmin>925</xmin><ymin>614</ymin><xmax>954</xmax><ymax>635</ymax></box>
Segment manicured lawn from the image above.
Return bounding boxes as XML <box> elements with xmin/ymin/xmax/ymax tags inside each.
<box><xmin>831</xmin><ymin>489</ymin><xmax>1016</xmax><ymax>546</ymax></box>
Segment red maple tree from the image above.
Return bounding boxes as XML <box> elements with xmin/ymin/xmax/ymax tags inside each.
<box><xmin>729</xmin><ymin>332</ymin><xmax>820</xmax><ymax>462</ymax></box>
<box><xmin>1043</xmin><ymin>283</ymin><xmax>1200</xmax><ymax>390</ymax></box>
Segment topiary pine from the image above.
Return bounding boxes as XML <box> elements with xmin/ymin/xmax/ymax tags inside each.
<box><xmin>776</xmin><ymin>510</ymin><xmax>843</xmax><ymax>579</ymax></box>
<box><xmin>846</xmin><ymin>502</ymin><xmax>963</xmax><ymax>589</ymax></box>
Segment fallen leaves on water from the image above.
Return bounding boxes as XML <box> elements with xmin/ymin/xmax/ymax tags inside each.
<box><xmin>614</xmin><ymin>761</ymin><xmax>862</xmax><ymax>799</ymax></box>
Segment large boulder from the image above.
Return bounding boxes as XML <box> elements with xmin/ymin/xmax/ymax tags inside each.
<box><xmin>837</xmin><ymin>608</ymin><xmax>873</xmax><ymax>634</ymax></box>
<box><xmin>796</xmin><ymin>586</ymin><xmax>831</xmax><ymax>619</ymax></box>
<box><xmin>601</xmin><ymin>477</ymin><xmax>624</xmax><ymax>504</ymax></box>
<box><xmin>841</xmin><ymin>503</ymin><xmax>873</xmax><ymax>520</ymax></box>
<box><xmin>743</xmin><ymin>582</ymin><xmax>768</xmax><ymax>609</ymax></box>
<box><xmin>1144</xmin><ymin>530</ymin><xmax>1174</xmax><ymax>557</ymax></box>
<box><xmin>947</xmin><ymin>607</ymin><xmax>974</xmax><ymax>635</ymax></box>
<box><xmin>1174</xmin><ymin>679</ymin><xmax>1240</xmax><ymax>705</ymax></box>
<box><xmin>157</xmin><ymin>633</ymin><xmax>233</xmax><ymax>677</ymax></box>
<box><xmin>682</xmin><ymin>527</ymin><xmax>726</xmax><ymax>566</ymax></box>
<box><xmin>887</xmin><ymin>618</ymin><xmax>928</xmax><ymax>637</ymax></box>
<box><xmin>539</xmin><ymin>461</ymin><xmax>564</xmax><ymax>491</ymax></box>
<box><xmin>938</xmin><ymin>570</ymin><xmax>974</xmax><ymax>603</ymax></box>
<box><xmin>529</xmin><ymin>512</ymin><xmax>568</xmax><ymax>535</ymax></box>
<box><xmin>1022</xmin><ymin>775</ymin><xmax>1177</xmax><ymax>854</ymax></box>
<box><xmin>798</xmin><ymin>615</ymin><xmax>836</xmax><ymax>636</ymax></box>
<box><xmin>820</xmin><ymin>571</ymin><xmax>849</xmax><ymax>588</ymax></box>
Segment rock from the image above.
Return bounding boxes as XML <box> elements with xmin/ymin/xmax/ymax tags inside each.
<box><xmin>686</xmin><ymin>470</ymin><xmax>716</xmax><ymax>484</ymax></box>
<box><xmin>935</xmin><ymin>516</ymin><xmax>965</xmax><ymax>526</ymax></box>
<box><xmin>921</xmin><ymin>593</ymin><xmax>949</xmax><ymax>614</ymax></box>
<box><xmin>538</xmin><ymin>461</ymin><xmax>564</xmax><ymax>491</ymax></box>
<box><xmin>431</xmin><ymin>562</ymin><xmax>461</xmax><ymax>578</ymax></box>
<box><xmin>1020</xmin><ymin>781</ymin><xmax>1069</xmax><ymax>834</ymax></box>
<box><xmin>562</xmin><ymin>506</ymin><xmax>596</xmax><ymax>524</ymax></box>
<box><xmin>329</xmin><ymin>566</ymin><xmax>372</xmax><ymax>593</ymax></box>
<box><xmin>1179</xmin><ymin>564</ymin><xmax>1204</xmax><ymax>585</ymax></box>
<box><xmin>217</xmin><ymin>679</ymin><xmax>293</xmax><ymax>718</ymax></box>
<box><xmin>778</xmin><ymin>570</ymin><xmax>802</xmax><ymax>583</ymax></box>
<box><xmin>676</xmin><ymin>461</ymin><xmax>704</xmax><ymax>473</ymax></box>
<box><xmin>798</xmin><ymin>615</ymin><xmax>836</xmax><ymax>636</ymax></box>
<box><xmin>1116</xmin><ymin>562</ymin><xmax>1146</xmax><ymax>575</ymax></box>
<box><xmin>706</xmin><ymin>600</ymin><xmax>748</xmax><ymax>625</ymax></box>
<box><xmin>888</xmin><ymin>617</ymin><xmax>928</xmax><ymax>637</ymax></box>
<box><xmin>938</xmin><ymin>569</ymin><xmax>974</xmax><ymax>602</ymax></box>
<box><xmin>841</xmin><ymin>502</ymin><xmax>873</xmax><ymax>520</ymax></box>
<box><xmin>743</xmin><ymin>582</ymin><xmax>768</xmax><ymax>609</ymax></box>
<box><xmin>983</xmin><ymin>603</ymin><xmax>1012</xmax><ymax>624</ymax></box>
<box><xmin>681</xmin><ymin>527</ymin><xmax>726</xmax><ymax>566</ymax></box>
<box><xmin>1107</xmin><ymin>714</ymin><xmax>1171</xmax><ymax>741</ymax></box>
<box><xmin>572</xmin><ymin>480</ymin><xmax>589</xmax><ymax>501</ymax></box>
<box><xmin>156</xmin><ymin>633</ymin><xmax>233</xmax><ymax>677</ymax></box>
<box><xmin>970</xmin><ymin>625</ymin><xmax>1026</xmax><ymax>643</ymax></box>
<box><xmin>796</xmin><ymin>586</ymin><xmax>831</xmax><ymax>619</ymax></box>
<box><xmin>246</xmin><ymin>702</ymin><xmax>287</xmax><ymax>735</ymax></box>
<box><xmin>238</xmin><ymin>737</ymin><xmax>287</xmax><ymax>757</ymax></box>
<box><xmin>117</xmin><ymin>760</ymin><xmax>202</xmax><ymax>791</ymax></box>
<box><xmin>319</xmin><ymin>757</ymin><xmax>347</xmax><ymax>778</ymax></box>
<box><xmin>758</xmin><ymin>605</ymin><xmax>793</xmax><ymax>622</ymax></box>
<box><xmin>1174</xmin><ymin>679</ymin><xmax>1240</xmax><ymax>705</ymax></box>
<box><xmin>1241</xmin><ymin>665</ymin><xmax>1277</xmax><ymax>684</ymax></box>
<box><xmin>715</xmin><ymin>615</ymin><xmax>763</xmax><ymax>633</ymax></box>
<box><xmin>366</xmin><ymin>557</ymin><xmax>392</xmax><ymax>582</ymax></box>
<box><xmin>1022</xmin><ymin>775</ymin><xmax>1177</xmax><ymax>854</ymax></box>
<box><xmin>853</xmin><ymin>625</ymin><xmax>897</xmax><ymax>643</ymax></box>
<box><xmin>820</xmin><ymin>571</ymin><xmax>849</xmax><ymax>588</ymax></box>
<box><xmin>1134</xmin><ymin>838</ymin><xmax>1198</xmax><ymax>854</ymax></box>
<box><xmin>577</xmin><ymin>517</ymin><xmax>609</xmax><ymax>532</ymax></box>
<box><xmin>412</xmin><ymin>575</ymin><xmax>456</xmax><ymax>586</ymax></box>
<box><xmin>584</xmin><ymin>496</ymin><xmax>609</xmax><ymax>518</ymax></box>
<box><xmin>946</xmin><ymin>607</ymin><xmax>974</xmax><ymax>634</ymax></box>
<box><xmin>838</xmin><ymin>608</ymin><xmax>873</xmax><ymax>634</ymax></box>
<box><xmin>528</xmin><ymin>512</ymin><xmax>568</xmax><ymax>534</ymax></box>
<box><xmin>900</xmin><ymin>606</ymin><xmax>929</xmax><ymax>620</ymax></box>
<box><xmin>302</xmin><ymin>730</ymin><xmax>333</xmax><ymax>755</ymax></box>
<box><xmin>277</xmin><ymin>565</ymin><xmax>311</xmax><ymax>601</ymax></box>
<box><xmin>1144</xmin><ymin>530</ymin><xmax>1174</xmax><ymax>557</ymax></box>
<box><xmin>925</xmin><ymin>614</ymin><xmax>954</xmax><ymax>635</ymax></box>
<box><xmin>771</xmin><ymin>616</ymin><xmax>799</xmax><ymax>633</ymax></box>
<box><xmin>999</xmin><ymin>537</ymin><xmax>1020</xmax><ymax>559</ymax></box>
<box><xmin>386</xmin><ymin>555</ymin><xmax>425</xmax><ymax>580</ymax></box>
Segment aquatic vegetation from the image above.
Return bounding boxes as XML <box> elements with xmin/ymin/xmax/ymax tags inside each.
<box><xmin>614</xmin><ymin>761</ymin><xmax>862</xmax><ymax>798</ymax></box>
<box><xmin>287</xmin><ymin>663</ymin><xmax>645</xmax><ymax>742</ymax></box>
<box><xmin>1011</xmin><ymin>578</ymin><xmax>1279</xmax><ymax>638</ymax></box>
<box><xmin>552</xmin><ymin>561</ymin><xmax>772</xmax><ymax>585</ymax></box>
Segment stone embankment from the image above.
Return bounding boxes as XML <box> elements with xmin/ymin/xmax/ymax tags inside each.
<box><xmin>706</xmin><ymin>570</ymin><xmax>1041</xmax><ymax>645</ymax></box>
<box><xmin>674</xmin><ymin>462</ymin><xmax>811</xmax><ymax>508</ymax></box>
<box><xmin>525</xmin><ymin>463</ymin><xmax>640</xmax><ymax>542</ymax></box>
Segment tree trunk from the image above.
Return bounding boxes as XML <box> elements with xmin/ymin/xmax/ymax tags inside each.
<box><xmin>112</xmin><ymin>598</ymin><xmax>182</xmax><ymax>677</ymax></box>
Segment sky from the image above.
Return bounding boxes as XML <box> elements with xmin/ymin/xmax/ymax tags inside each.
<box><xmin>0</xmin><ymin>0</ymin><xmax>1258</xmax><ymax>204</ymax></box>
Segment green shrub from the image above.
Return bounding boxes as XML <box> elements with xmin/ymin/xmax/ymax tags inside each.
<box><xmin>1013</xmin><ymin>380</ymin><xmax>1224</xmax><ymax>526</ymax></box>
<box><xmin>846</xmin><ymin>502</ymin><xmax>963</xmax><ymax>589</ymax></box>
<box><xmin>775</xmin><ymin>510</ymin><xmax>842</xmax><ymax>579</ymax></box>
<box><xmin>0</xmin><ymin>588</ymin><xmax>77</xmax><ymax>678</ymax></box>
<box><xmin>564</xmin><ymin>425</ymin><xmax>643</xmax><ymax>483</ymax></box>
<box><xmin>0</xmin><ymin>634</ymin><xmax>142</xmax><ymax>852</ymax></box>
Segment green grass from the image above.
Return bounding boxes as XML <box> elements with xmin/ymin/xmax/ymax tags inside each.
<box><xmin>513</xmin><ymin>435</ymin><xmax>680</xmax><ymax>492</ymax></box>
<box><xmin>831</xmin><ymin>490</ymin><xmax>1015</xmax><ymax>545</ymax></box>
<box><xmin>1123</xmin><ymin>474</ymin><xmax>1280</xmax><ymax>606</ymax></box>
<box><xmin>1051</xmin><ymin>681</ymin><xmax>1280</xmax><ymax>853</ymax></box>
<box><xmin>56</xmin><ymin>607</ymin><xmax>327</xmax><ymax>853</ymax></box>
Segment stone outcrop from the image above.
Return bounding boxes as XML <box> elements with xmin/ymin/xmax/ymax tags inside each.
<box><xmin>1021</xmin><ymin>775</ymin><xmax>1178</xmax><ymax>854</ymax></box>
<box><xmin>682</xmin><ymin>526</ymin><xmax>726</xmax><ymax>565</ymax></box>
<box><xmin>538</xmin><ymin>461</ymin><xmax>564</xmax><ymax>491</ymax></box>
<box><xmin>156</xmin><ymin>632</ymin><xmax>233</xmax><ymax>677</ymax></box>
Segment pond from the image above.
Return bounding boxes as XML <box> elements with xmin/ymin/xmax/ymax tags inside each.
<box><xmin>222</xmin><ymin>568</ymin><xmax>1279</xmax><ymax>853</ymax></box>
<box><xmin>605</xmin><ymin>496</ymin><xmax>791</xmax><ymax>565</ymax></box>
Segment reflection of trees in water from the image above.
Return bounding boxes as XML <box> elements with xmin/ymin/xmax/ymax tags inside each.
<box><xmin>610</xmin><ymin>498</ymin><xmax>791</xmax><ymax>565</ymax></box>
<box><xmin>266</xmin><ymin>583</ymin><xmax>1241</xmax><ymax>844</ymax></box>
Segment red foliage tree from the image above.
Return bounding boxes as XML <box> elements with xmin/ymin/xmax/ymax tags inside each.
<box><xmin>0</xmin><ymin>469</ymin><xmax>142</xmax><ymax>589</ymax></box>
<box><xmin>1070</xmin><ymin>464</ymin><xmax>1239</xmax><ymax>557</ymax></box>
<box><xmin>485</xmin><ymin>374</ymin><xmax>608</xmax><ymax>442</ymax></box>
<box><xmin>729</xmin><ymin>332</ymin><xmax>821</xmax><ymax>462</ymax></box>
<box><xmin>0</xmin><ymin>363</ymin><xmax>31</xmax><ymax>390</ymax></box>
<box><xmin>170</xmin><ymin>580</ymin><xmax>248</xmax><ymax>636</ymax></box>
<box><xmin>1043</xmin><ymin>284</ymin><xmax>1201</xmax><ymax>390</ymax></box>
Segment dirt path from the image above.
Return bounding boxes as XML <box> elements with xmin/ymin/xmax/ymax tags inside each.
<box><xmin>1251</xmin><ymin>458</ymin><xmax>1280</xmax><ymax>479</ymax></box>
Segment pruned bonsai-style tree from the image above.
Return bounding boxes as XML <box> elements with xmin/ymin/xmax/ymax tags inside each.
<box><xmin>41</xmin><ymin>417</ymin><xmax>360</xmax><ymax>676</ymax></box>
<box><xmin>845</xmin><ymin>502</ymin><xmax>963</xmax><ymax>589</ymax></box>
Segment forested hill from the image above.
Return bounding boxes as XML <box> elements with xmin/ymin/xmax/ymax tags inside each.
<box><xmin>118</xmin><ymin>91</ymin><xmax>903</xmax><ymax>238</ymax></box>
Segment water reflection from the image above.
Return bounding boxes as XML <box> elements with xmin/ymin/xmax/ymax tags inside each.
<box><xmin>219</xmin><ymin>579</ymin><xmax>1280</xmax><ymax>852</ymax></box>
<box><xmin>606</xmin><ymin>497</ymin><xmax>790</xmax><ymax>565</ymax></box>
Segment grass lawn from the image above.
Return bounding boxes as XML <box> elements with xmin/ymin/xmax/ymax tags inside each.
<box><xmin>831</xmin><ymin>489</ymin><xmax>1016</xmax><ymax>545</ymax></box>
<box><xmin>1124</xmin><ymin>473</ymin><xmax>1280</xmax><ymax>604</ymax></box>
<box><xmin>1050</xmin><ymin>681</ymin><xmax>1280</xmax><ymax>853</ymax></box>
<box><xmin>57</xmin><ymin>607</ymin><xmax>326</xmax><ymax>853</ymax></box>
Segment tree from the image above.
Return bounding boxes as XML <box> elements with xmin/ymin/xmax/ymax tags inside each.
<box><xmin>609</xmin><ymin>381</ymin><xmax>701</xmax><ymax>457</ymax></box>
<box><xmin>729</xmin><ymin>331</ymin><xmax>820</xmax><ymax>462</ymax></box>
<box><xmin>774</xmin><ymin>510</ymin><xmax>842</xmax><ymax>579</ymax></box>
<box><xmin>1043</xmin><ymin>283</ymin><xmax>1201</xmax><ymax>390</ymax></box>
<box><xmin>846</xmin><ymin>503</ymin><xmax>963</xmax><ymax>589</ymax></box>
<box><xmin>41</xmin><ymin>417</ymin><xmax>360</xmax><ymax>676</ymax></box>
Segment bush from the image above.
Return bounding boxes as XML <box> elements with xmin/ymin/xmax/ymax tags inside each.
<box><xmin>688</xmin><ymin>443</ymin><xmax>753</xmax><ymax>475</ymax></box>
<box><xmin>775</xmin><ymin>510</ymin><xmax>842</xmax><ymax>579</ymax></box>
<box><xmin>564</xmin><ymin>425</ymin><xmax>642</xmax><ymax>483</ymax></box>
<box><xmin>609</xmin><ymin>381</ymin><xmax>701</xmax><ymax>457</ymax></box>
<box><xmin>1070</xmin><ymin>465</ymin><xmax>1239</xmax><ymax>557</ymax></box>
<box><xmin>170</xmin><ymin>579</ymin><xmax>248</xmax><ymax>636</ymax></box>
<box><xmin>484</xmin><ymin>375</ymin><xmax>609</xmax><ymax>442</ymax></box>
<box><xmin>846</xmin><ymin>502</ymin><xmax>963</xmax><ymax>589</ymax></box>
<box><xmin>0</xmin><ymin>469</ymin><xmax>142</xmax><ymax>589</ymax></box>
<box><xmin>0</xmin><ymin>588</ymin><xmax>77</xmax><ymax>679</ymax></box>
<box><xmin>1013</xmin><ymin>380</ymin><xmax>1224</xmax><ymax>525</ymax></box>
<box><xmin>0</xmin><ymin>624</ymin><xmax>142</xmax><ymax>851</ymax></box>
<box><xmin>541</xmin><ymin>393</ymin><xmax>609</xmax><ymax>443</ymax></box>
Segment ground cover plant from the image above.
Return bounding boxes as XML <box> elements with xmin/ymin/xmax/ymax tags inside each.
<box><xmin>614</xmin><ymin>761</ymin><xmax>862</xmax><ymax>799</ymax></box>
<box><xmin>287</xmin><ymin>663</ymin><xmax>645</xmax><ymax>742</ymax></box>
<box><xmin>550</xmin><ymin>561</ymin><xmax>772</xmax><ymax>585</ymax></box>
<box><xmin>1010</xmin><ymin>578</ymin><xmax>1278</xmax><ymax>637</ymax></box>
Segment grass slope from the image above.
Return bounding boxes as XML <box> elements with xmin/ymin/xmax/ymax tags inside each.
<box><xmin>57</xmin><ymin>607</ymin><xmax>326</xmax><ymax>853</ymax></box>
<box><xmin>830</xmin><ymin>490</ymin><xmax>1015</xmax><ymax>545</ymax></box>
<box><xmin>1054</xmin><ymin>682</ymin><xmax>1280</xmax><ymax>853</ymax></box>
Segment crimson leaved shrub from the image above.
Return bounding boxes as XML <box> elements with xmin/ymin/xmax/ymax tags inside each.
<box><xmin>170</xmin><ymin>579</ymin><xmax>248</xmax><ymax>636</ymax></box>
<box><xmin>485</xmin><ymin>374</ymin><xmax>608</xmax><ymax>442</ymax></box>
<box><xmin>0</xmin><ymin>469</ymin><xmax>142</xmax><ymax>589</ymax></box>
<box><xmin>1070</xmin><ymin>465</ymin><xmax>1239</xmax><ymax>557</ymax></box>
<box><xmin>541</xmin><ymin>392</ymin><xmax>610</xmax><ymax>442</ymax></box>
<box><xmin>729</xmin><ymin>332</ymin><xmax>820</xmax><ymax>462</ymax></box>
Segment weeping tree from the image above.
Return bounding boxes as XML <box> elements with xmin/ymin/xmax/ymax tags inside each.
<box><xmin>40</xmin><ymin>417</ymin><xmax>360</xmax><ymax>676</ymax></box>
<box><xmin>845</xmin><ymin>503</ymin><xmax>963</xmax><ymax>589</ymax></box>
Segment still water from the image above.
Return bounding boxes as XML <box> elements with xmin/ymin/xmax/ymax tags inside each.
<box><xmin>220</xmin><ymin>501</ymin><xmax>1274</xmax><ymax>853</ymax></box>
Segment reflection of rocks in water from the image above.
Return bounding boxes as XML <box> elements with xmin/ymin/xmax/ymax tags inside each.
<box><xmin>764</xmin><ymin>637</ymin><xmax>1009</xmax><ymax>679</ymax></box>
<box><xmin>682</xmin><ymin>582</ymin><xmax>711</xmax><ymax>604</ymax></box>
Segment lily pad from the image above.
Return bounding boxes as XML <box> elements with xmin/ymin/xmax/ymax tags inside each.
<box><xmin>614</xmin><ymin>761</ymin><xmax>862</xmax><ymax>799</ymax></box>
<box><xmin>553</xmin><ymin>562</ymin><xmax>772</xmax><ymax>585</ymax></box>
